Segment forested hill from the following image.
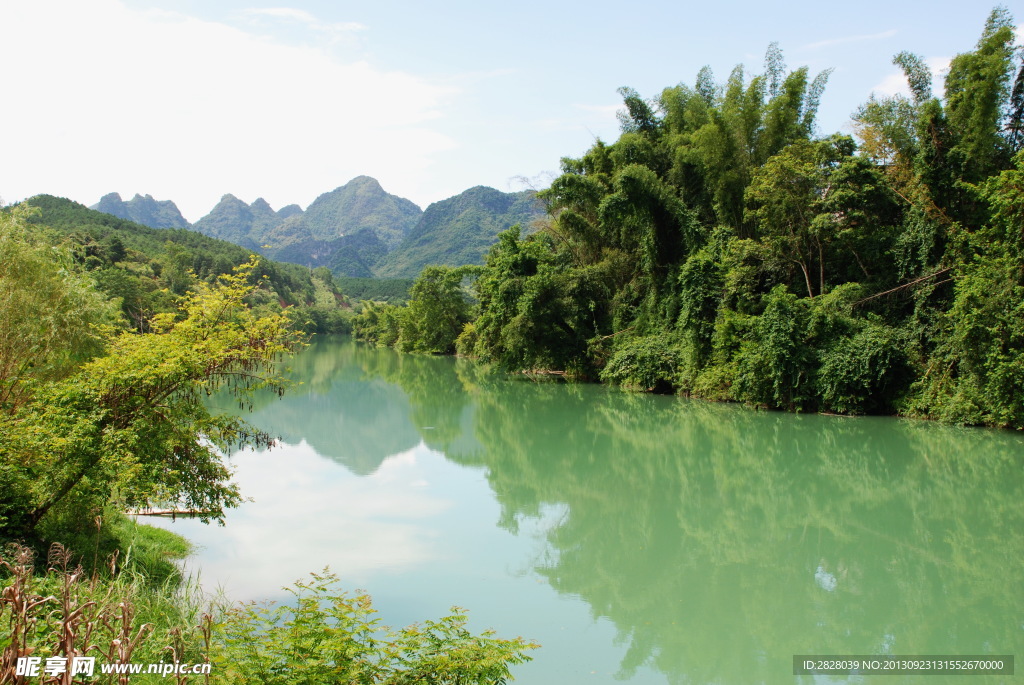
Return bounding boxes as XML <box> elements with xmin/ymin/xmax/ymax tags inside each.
<box><xmin>374</xmin><ymin>187</ymin><xmax>544</xmax><ymax>278</ymax></box>
<box><xmin>22</xmin><ymin>195</ymin><xmax>349</xmax><ymax>334</ymax></box>
<box><xmin>355</xmin><ymin>9</ymin><xmax>1024</xmax><ymax>430</ymax></box>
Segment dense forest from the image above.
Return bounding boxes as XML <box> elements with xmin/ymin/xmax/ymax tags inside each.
<box><xmin>20</xmin><ymin>195</ymin><xmax>353</xmax><ymax>334</ymax></box>
<box><xmin>357</xmin><ymin>9</ymin><xmax>1024</xmax><ymax>430</ymax></box>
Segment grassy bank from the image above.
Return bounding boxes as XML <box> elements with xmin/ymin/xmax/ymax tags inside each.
<box><xmin>1</xmin><ymin>519</ymin><xmax>536</xmax><ymax>684</ymax></box>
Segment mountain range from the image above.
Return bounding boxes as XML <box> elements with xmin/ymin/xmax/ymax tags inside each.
<box><xmin>91</xmin><ymin>177</ymin><xmax>544</xmax><ymax>279</ymax></box>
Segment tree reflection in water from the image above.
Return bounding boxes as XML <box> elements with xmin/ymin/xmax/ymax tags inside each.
<box><xmin>247</xmin><ymin>338</ymin><xmax>1024</xmax><ymax>684</ymax></box>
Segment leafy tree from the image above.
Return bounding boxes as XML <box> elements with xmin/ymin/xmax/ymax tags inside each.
<box><xmin>853</xmin><ymin>93</ymin><xmax>919</xmax><ymax>167</ymax></box>
<box><xmin>353</xmin><ymin>300</ymin><xmax>405</xmax><ymax>347</ymax></box>
<box><xmin>0</xmin><ymin>262</ymin><xmax>302</xmax><ymax>540</ymax></box>
<box><xmin>468</xmin><ymin>229</ymin><xmax>607</xmax><ymax>374</ymax></box>
<box><xmin>904</xmin><ymin>152</ymin><xmax>1024</xmax><ymax>426</ymax></box>
<box><xmin>733</xmin><ymin>285</ymin><xmax>814</xmax><ymax>409</ymax></box>
<box><xmin>944</xmin><ymin>7</ymin><xmax>1018</xmax><ymax>181</ymax></box>
<box><xmin>599</xmin><ymin>333</ymin><xmax>684</xmax><ymax>392</ymax></box>
<box><xmin>335</xmin><ymin>277</ymin><xmax>413</xmax><ymax>303</ymax></box>
<box><xmin>676</xmin><ymin>248</ymin><xmax>724</xmax><ymax>371</ymax></box>
<box><xmin>746</xmin><ymin>135</ymin><xmax>898</xmax><ymax>298</ymax></box>
<box><xmin>398</xmin><ymin>265</ymin><xmax>478</xmax><ymax>354</ymax></box>
<box><xmin>657</xmin><ymin>46</ymin><xmax>831</xmax><ymax>234</ymax></box>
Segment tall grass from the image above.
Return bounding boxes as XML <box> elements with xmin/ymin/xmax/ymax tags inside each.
<box><xmin>0</xmin><ymin>519</ymin><xmax>218</xmax><ymax>684</ymax></box>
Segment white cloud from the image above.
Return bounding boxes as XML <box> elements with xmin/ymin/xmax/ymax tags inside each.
<box><xmin>0</xmin><ymin>0</ymin><xmax>455</xmax><ymax>220</ymax></box>
<box><xmin>871</xmin><ymin>72</ymin><xmax>913</xmax><ymax>99</ymax></box>
<box><xmin>148</xmin><ymin>440</ymin><xmax>454</xmax><ymax>600</ymax></box>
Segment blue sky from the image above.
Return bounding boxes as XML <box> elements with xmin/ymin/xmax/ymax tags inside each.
<box><xmin>1</xmin><ymin>0</ymin><xmax>1017</xmax><ymax>221</ymax></box>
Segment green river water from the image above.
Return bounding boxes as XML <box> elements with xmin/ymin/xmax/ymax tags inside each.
<box><xmin>152</xmin><ymin>336</ymin><xmax>1023</xmax><ymax>684</ymax></box>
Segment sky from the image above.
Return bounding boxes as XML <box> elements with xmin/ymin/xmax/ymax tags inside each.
<box><xmin>1</xmin><ymin>0</ymin><xmax>1019</xmax><ymax>222</ymax></box>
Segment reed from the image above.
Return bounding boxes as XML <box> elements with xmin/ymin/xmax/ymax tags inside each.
<box><xmin>0</xmin><ymin>542</ymin><xmax>216</xmax><ymax>685</ymax></box>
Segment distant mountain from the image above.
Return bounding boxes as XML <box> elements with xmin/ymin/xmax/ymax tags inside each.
<box><xmin>96</xmin><ymin>178</ymin><xmax>547</xmax><ymax>281</ymax></box>
<box><xmin>374</xmin><ymin>187</ymin><xmax>544</xmax><ymax>278</ymax></box>
<box><xmin>277</xmin><ymin>175</ymin><xmax>421</xmax><ymax>250</ymax></box>
<box><xmin>193</xmin><ymin>194</ymin><xmax>300</xmax><ymax>252</ymax></box>
<box><xmin>276</xmin><ymin>204</ymin><xmax>303</xmax><ymax>220</ymax></box>
<box><xmin>91</xmin><ymin>192</ymin><xmax>190</xmax><ymax>229</ymax></box>
<box><xmin>191</xmin><ymin>176</ymin><xmax>422</xmax><ymax>276</ymax></box>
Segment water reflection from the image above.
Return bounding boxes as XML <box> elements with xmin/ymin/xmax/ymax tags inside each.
<box><xmin>161</xmin><ymin>441</ymin><xmax>454</xmax><ymax>598</ymax></box>
<box><xmin>188</xmin><ymin>337</ymin><xmax>1023</xmax><ymax>684</ymax></box>
<box><xmin>213</xmin><ymin>342</ymin><xmax>423</xmax><ymax>474</ymax></box>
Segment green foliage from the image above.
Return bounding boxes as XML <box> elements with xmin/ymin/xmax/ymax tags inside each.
<box><xmin>676</xmin><ymin>249</ymin><xmax>723</xmax><ymax>370</ymax></box>
<box><xmin>354</xmin><ymin>266</ymin><xmax>479</xmax><ymax>355</ymax></box>
<box><xmin>335</xmin><ymin>277</ymin><xmax>413</xmax><ymax>304</ymax></box>
<box><xmin>908</xmin><ymin>249</ymin><xmax>1024</xmax><ymax>426</ymax></box>
<box><xmin>0</xmin><ymin>207</ymin><xmax>121</xmax><ymax>414</ymax></box>
<box><xmin>655</xmin><ymin>45</ymin><xmax>831</xmax><ymax>233</ymax></box>
<box><xmin>21</xmin><ymin>195</ymin><xmax>348</xmax><ymax>333</ymax></box>
<box><xmin>733</xmin><ymin>286</ymin><xmax>814</xmax><ymax>409</ymax></box>
<box><xmin>284</xmin><ymin>268</ymin><xmax>353</xmax><ymax>335</ymax></box>
<box><xmin>745</xmin><ymin>135</ymin><xmax>898</xmax><ymax>298</ymax></box>
<box><xmin>214</xmin><ymin>570</ymin><xmax>536</xmax><ymax>685</ymax></box>
<box><xmin>0</xmin><ymin>261</ymin><xmax>303</xmax><ymax>540</ymax></box>
<box><xmin>599</xmin><ymin>334</ymin><xmax>684</xmax><ymax>392</ymax></box>
<box><xmin>468</xmin><ymin>230</ymin><xmax>605</xmax><ymax>374</ymax></box>
<box><xmin>399</xmin><ymin>266</ymin><xmax>479</xmax><ymax>354</ymax></box>
<box><xmin>352</xmin><ymin>301</ymin><xmax>405</xmax><ymax>348</ymax></box>
<box><xmin>983</xmin><ymin>149</ymin><xmax>1024</xmax><ymax>257</ymax></box>
<box><xmin>352</xmin><ymin>14</ymin><xmax>1024</xmax><ymax>428</ymax></box>
<box><xmin>944</xmin><ymin>7</ymin><xmax>1018</xmax><ymax>180</ymax></box>
<box><xmin>817</xmin><ymin>321</ymin><xmax>911</xmax><ymax>415</ymax></box>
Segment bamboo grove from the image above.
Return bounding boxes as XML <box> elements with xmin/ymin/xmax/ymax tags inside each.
<box><xmin>356</xmin><ymin>9</ymin><xmax>1024</xmax><ymax>429</ymax></box>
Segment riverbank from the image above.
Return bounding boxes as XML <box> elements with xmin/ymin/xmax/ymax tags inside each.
<box><xmin>1</xmin><ymin>499</ymin><xmax>536</xmax><ymax>684</ymax></box>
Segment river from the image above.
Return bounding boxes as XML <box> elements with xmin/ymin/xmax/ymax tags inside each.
<box><xmin>150</xmin><ymin>336</ymin><xmax>1024</xmax><ymax>684</ymax></box>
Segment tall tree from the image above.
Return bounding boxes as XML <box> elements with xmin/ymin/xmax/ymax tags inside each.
<box><xmin>944</xmin><ymin>7</ymin><xmax>1018</xmax><ymax>181</ymax></box>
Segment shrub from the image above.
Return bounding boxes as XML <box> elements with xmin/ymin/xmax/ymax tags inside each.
<box><xmin>817</xmin><ymin>322</ymin><xmax>911</xmax><ymax>414</ymax></box>
<box><xmin>733</xmin><ymin>286</ymin><xmax>815</xmax><ymax>409</ymax></box>
<box><xmin>214</xmin><ymin>570</ymin><xmax>537</xmax><ymax>685</ymax></box>
<box><xmin>600</xmin><ymin>334</ymin><xmax>685</xmax><ymax>393</ymax></box>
